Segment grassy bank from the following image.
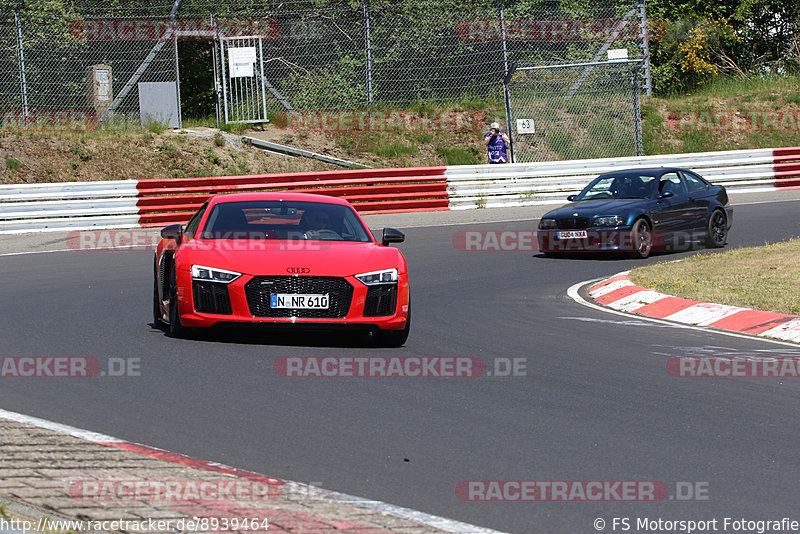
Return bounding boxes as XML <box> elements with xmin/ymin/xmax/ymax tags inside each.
<box><xmin>1</xmin><ymin>74</ymin><xmax>798</xmax><ymax>184</ymax></box>
<box><xmin>642</xmin><ymin>74</ymin><xmax>800</xmax><ymax>155</ymax></box>
<box><xmin>629</xmin><ymin>239</ymin><xmax>800</xmax><ymax>315</ymax></box>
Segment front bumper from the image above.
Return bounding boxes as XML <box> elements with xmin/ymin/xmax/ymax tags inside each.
<box><xmin>174</xmin><ymin>271</ymin><xmax>410</xmax><ymax>331</ymax></box>
<box><xmin>537</xmin><ymin>228</ymin><xmax>639</xmax><ymax>253</ymax></box>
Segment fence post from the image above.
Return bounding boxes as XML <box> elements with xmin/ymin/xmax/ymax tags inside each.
<box><xmin>364</xmin><ymin>0</ymin><xmax>373</xmax><ymax>105</ymax></box>
<box><xmin>500</xmin><ymin>0</ymin><xmax>514</xmax><ymax>162</ymax></box>
<box><xmin>503</xmin><ymin>67</ymin><xmax>516</xmax><ymax>164</ymax></box>
<box><xmin>173</xmin><ymin>25</ymin><xmax>183</xmax><ymax>129</ymax></box>
<box><xmin>632</xmin><ymin>66</ymin><xmax>643</xmax><ymax>156</ymax></box>
<box><xmin>638</xmin><ymin>0</ymin><xmax>653</xmax><ymax>96</ymax></box>
<box><xmin>14</xmin><ymin>12</ymin><xmax>29</xmax><ymax>120</ymax></box>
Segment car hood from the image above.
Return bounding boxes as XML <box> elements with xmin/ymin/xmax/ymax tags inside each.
<box><xmin>544</xmin><ymin>198</ymin><xmax>647</xmax><ymax>218</ymax></box>
<box><xmin>175</xmin><ymin>239</ymin><xmax>406</xmax><ymax>277</ymax></box>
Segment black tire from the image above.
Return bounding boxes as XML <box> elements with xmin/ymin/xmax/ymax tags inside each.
<box><xmin>168</xmin><ymin>267</ymin><xmax>190</xmax><ymax>339</ymax></box>
<box><xmin>628</xmin><ymin>218</ymin><xmax>652</xmax><ymax>259</ymax></box>
<box><xmin>705</xmin><ymin>209</ymin><xmax>727</xmax><ymax>248</ymax></box>
<box><xmin>374</xmin><ymin>298</ymin><xmax>411</xmax><ymax>348</ymax></box>
<box><xmin>153</xmin><ymin>274</ymin><xmax>163</xmax><ymax>326</ymax></box>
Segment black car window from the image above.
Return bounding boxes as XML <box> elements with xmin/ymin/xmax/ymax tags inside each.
<box><xmin>183</xmin><ymin>203</ymin><xmax>207</xmax><ymax>238</ymax></box>
<box><xmin>682</xmin><ymin>171</ymin><xmax>709</xmax><ymax>194</ymax></box>
<box><xmin>658</xmin><ymin>172</ymin><xmax>687</xmax><ymax>197</ymax></box>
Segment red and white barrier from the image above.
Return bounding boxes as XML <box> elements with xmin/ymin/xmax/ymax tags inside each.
<box><xmin>588</xmin><ymin>272</ymin><xmax>800</xmax><ymax>343</ymax></box>
<box><xmin>1</xmin><ymin>146</ymin><xmax>798</xmax><ymax>233</ymax></box>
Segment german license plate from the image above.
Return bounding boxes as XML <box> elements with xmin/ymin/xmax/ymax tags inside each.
<box><xmin>557</xmin><ymin>230</ymin><xmax>588</xmax><ymax>239</ymax></box>
<box><xmin>270</xmin><ymin>294</ymin><xmax>329</xmax><ymax>309</ymax></box>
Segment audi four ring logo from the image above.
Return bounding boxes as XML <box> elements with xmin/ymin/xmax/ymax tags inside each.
<box><xmin>286</xmin><ymin>267</ymin><xmax>311</xmax><ymax>274</ymax></box>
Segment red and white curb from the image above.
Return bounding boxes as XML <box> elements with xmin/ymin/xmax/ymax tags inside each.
<box><xmin>0</xmin><ymin>408</ymin><xmax>505</xmax><ymax>534</ymax></box>
<box><xmin>583</xmin><ymin>271</ymin><xmax>800</xmax><ymax>344</ymax></box>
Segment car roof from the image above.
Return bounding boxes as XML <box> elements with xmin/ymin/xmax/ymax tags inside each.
<box><xmin>597</xmin><ymin>167</ymin><xmax>694</xmax><ymax>176</ymax></box>
<box><xmin>206</xmin><ymin>192</ymin><xmax>352</xmax><ymax>207</ymax></box>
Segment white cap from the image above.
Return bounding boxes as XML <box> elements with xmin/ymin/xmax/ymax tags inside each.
<box><xmin>490</xmin><ymin>122</ymin><xmax>500</xmax><ymax>129</ymax></box>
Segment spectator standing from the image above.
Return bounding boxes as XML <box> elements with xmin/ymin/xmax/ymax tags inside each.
<box><xmin>484</xmin><ymin>122</ymin><xmax>510</xmax><ymax>163</ymax></box>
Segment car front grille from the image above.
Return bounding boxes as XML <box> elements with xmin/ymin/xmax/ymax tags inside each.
<box><xmin>244</xmin><ymin>276</ymin><xmax>354</xmax><ymax>318</ymax></box>
<box><xmin>557</xmin><ymin>217</ymin><xmax>590</xmax><ymax>229</ymax></box>
<box><xmin>193</xmin><ymin>281</ymin><xmax>233</xmax><ymax>315</ymax></box>
<box><xmin>364</xmin><ymin>285</ymin><xmax>398</xmax><ymax>317</ymax></box>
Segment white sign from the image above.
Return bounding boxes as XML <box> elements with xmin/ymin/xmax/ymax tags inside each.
<box><xmin>516</xmin><ymin>118</ymin><xmax>535</xmax><ymax>134</ymax></box>
<box><xmin>607</xmin><ymin>48</ymin><xmax>629</xmax><ymax>61</ymax></box>
<box><xmin>95</xmin><ymin>69</ymin><xmax>111</xmax><ymax>101</ymax></box>
<box><xmin>228</xmin><ymin>47</ymin><xmax>257</xmax><ymax>78</ymax></box>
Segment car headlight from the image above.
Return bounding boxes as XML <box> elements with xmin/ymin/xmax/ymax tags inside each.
<box><xmin>191</xmin><ymin>265</ymin><xmax>241</xmax><ymax>283</ymax></box>
<box><xmin>355</xmin><ymin>268</ymin><xmax>398</xmax><ymax>285</ymax></box>
<box><xmin>539</xmin><ymin>218</ymin><xmax>557</xmax><ymax>229</ymax></box>
<box><xmin>594</xmin><ymin>216</ymin><xmax>626</xmax><ymax>227</ymax></box>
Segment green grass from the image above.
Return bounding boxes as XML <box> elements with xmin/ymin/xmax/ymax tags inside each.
<box><xmin>182</xmin><ymin>116</ymin><xmax>218</xmax><ymax>128</ymax></box>
<box><xmin>372</xmin><ymin>141</ymin><xmax>418</xmax><ymax>158</ymax></box>
<box><xmin>629</xmin><ymin>239</ymin><xmax>800</xmax><ymax>315</ymax></box>
<box><xmin>436</xmin><ymin>146</ymin><xmax>480</xmax><ymax>165</ymax></box>
<box><xmin>5</xmin><ymin>157</ymin><xmax>21</xmax><ymax>170</ymax></box>
<box><xmin>658</xmin><ymin>73</ymin><xmax>800</xmax><ymax>101</ymax></box>
<box><xmin>70</xmin><ymin>146</ymin><xmax>92</xmax><ymax>161</ymax></box>
<box><xmin>218</xmin><ymin>122</ymin><xmax>250</xmax><ymax>134</ymax></box>
<box><xmin>146</xmin><ymin>120</ymin><xmax>168</xmax><ymax>134</ymax></box>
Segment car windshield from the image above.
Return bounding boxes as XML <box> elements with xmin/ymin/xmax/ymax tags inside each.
<box><xmin>199</xmin><ymin>200</ymin><xmax>372</xmax><ymax>242</ymax></box>
<box><xmin>577</xmin><ymin>174</ymin><xmax>658</xmax><ymax>200</ymax></box>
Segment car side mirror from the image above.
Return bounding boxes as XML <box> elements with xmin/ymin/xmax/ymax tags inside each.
<box><xmin>161</xmin><ymin>223</ymin><xmax>183</xmax><ymax>241</ymax></box>
<box><xmin>658</xmin><ymin>190</ymin><xmax>674</xmax><ymax>199</ymax></box>
<box><xmin>567</xmin><ymin>195</ymin><xmax>576</xmax><ymax>201</ymax></box>
<box><xmin>381</xmin><ymin>227</ymin><xmax>405</xmax><ymax>246</ymax></box>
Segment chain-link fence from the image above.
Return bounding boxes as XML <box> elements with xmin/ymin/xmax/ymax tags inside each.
<box><xmin>505</xmin><ymin>60</ymin><xmax>644</xmax><ymax>163</ymax></box>
<box><xmin>0</xmin><ymin>0</ymin><xmax>650</xmax><ymax>133</ymax></box>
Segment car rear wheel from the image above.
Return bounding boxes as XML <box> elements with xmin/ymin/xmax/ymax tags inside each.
<box><xmin>168</xmin><ymin>267</ymin><xmax>190</xmax><ymax>339</ymax></box>
<box><xmin>628</xmin><ymin>218</ymin><xmax>652</xmax><ymax>259</ymax></box>
<box><xmin>374</xmin><ymin>300</ymin><xmax>411</xmax><ymax>347</ymax></box>
<box><xmin>705</xmin><ymin>210</ymin><xmax>727</xmax><ymax>248</ymax></box>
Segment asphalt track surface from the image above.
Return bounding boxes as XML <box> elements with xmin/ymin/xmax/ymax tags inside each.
<box><xmin>2</xmin><ymin>194</ymin><xmax>800</xmax><ymax>533</ymax></box>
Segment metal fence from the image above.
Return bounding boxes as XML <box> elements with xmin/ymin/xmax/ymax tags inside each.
<box><xmin>0</xmin><ymin>0</ymin><xmax>651</xmax><ymax>133</ymax></box>
<box><xmin>505</xmin><ymin>60</ymin><xmax>644</xmax><ymax>163</ymax></box>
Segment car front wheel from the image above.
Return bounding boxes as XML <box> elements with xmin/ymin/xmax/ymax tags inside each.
<box><xmin>168</xmin><ymin>267</ymin><xmax>190</xmax><ymax>339</ymax></box>
<box><xmin>374</xmin><ymin>301</ymin><xmax>411</xmax><ymax>347</ymax></box>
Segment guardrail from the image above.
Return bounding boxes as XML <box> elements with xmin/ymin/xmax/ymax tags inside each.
<box><xmin>0</xmin><ymin>147</ymin><xmax>797</xmax><ymax>233</ymax></box>
<box><xmin>0</xmin><ymin>168</ymin><xmax>448</xmax><ymax>233</ymax></box>
<box><xmin>446</xmin><ymin>147</ymin><xmax>798</xmax><ymax>210</ymax></box>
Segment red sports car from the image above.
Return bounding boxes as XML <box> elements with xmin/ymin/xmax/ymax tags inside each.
<box><xmin>153</xmin><ymin>192</ymin><xmax>410</xmax><ymax>346</ymax></box>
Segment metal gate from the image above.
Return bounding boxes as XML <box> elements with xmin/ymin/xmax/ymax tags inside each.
<box><xmin>504</xmin><ymin>60</ymin><xmax>644</xmax><ymax>163</ymax></box>
<box><xmin>215</xmin><ymin>36</ymin><xmax>269</xmax><ymax>124</ymax></box>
